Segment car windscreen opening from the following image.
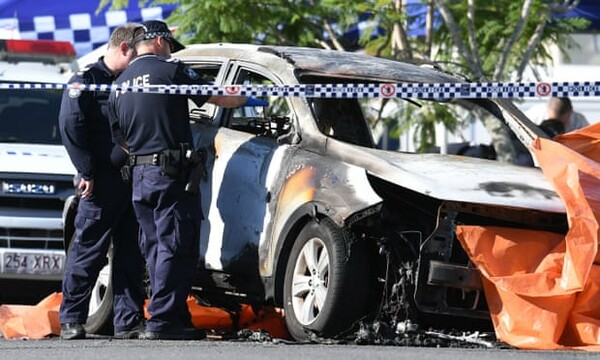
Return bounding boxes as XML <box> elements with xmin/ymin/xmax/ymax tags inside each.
<box><xmin>0</xmin><ymin>87</ymin><xmax>63</xmax><ymax>145</ymax></box>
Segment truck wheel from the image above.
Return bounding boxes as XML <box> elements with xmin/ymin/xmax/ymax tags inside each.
<box><xmin>283</xmin><ymin>218</ymin><xmax>368</xmax><ymax>341</ymax></box>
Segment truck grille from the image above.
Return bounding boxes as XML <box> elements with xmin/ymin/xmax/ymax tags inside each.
<box><xmin>0</xmin><ymin>172</ymin><xmax>74</xmax><ymax>252</ymax></box>
<box><xmin>0</xmin><ymin>228</ymin><xmax>63</xmax><ymax>250</ymax></box>
<box><xmin>2</xmin><ymin>197</ymin><xmax>65</xmax><ymax>210</ymax></box>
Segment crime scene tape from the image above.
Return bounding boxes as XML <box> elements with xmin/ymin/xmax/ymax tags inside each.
<box><xmin>1</xmin><ymin>81</ymin><xmax>600</xmax><ymax>99</ymax></box>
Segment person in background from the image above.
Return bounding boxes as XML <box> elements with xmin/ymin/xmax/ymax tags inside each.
<box><xmin>525</xmin><ymin>97</ymin><xmax>590</xmax><ymax>134</ymax></box>
<box><xmin>545</xmin><ymin>97</ymin><xmax>589</xmax><ymax>133</ymax></box>
<box><xmin>58</xmin><ymin>23</ymin><xmax>146</xmax><ymax>340</ymax></box>
<box><xmin>538</xmin><ymin>118</ymin><xmax>565</xmax><ymax>138</ymax></box>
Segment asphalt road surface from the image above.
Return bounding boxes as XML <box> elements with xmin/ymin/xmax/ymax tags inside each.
<box><xmin>1</xmin><ymin>337</ymin><xmax>597</xmax><ymax>360</ymax></box>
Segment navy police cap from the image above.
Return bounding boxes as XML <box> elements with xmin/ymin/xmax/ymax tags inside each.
<box><xmin>136</xmin><ymin>20</ymin><xmax>185</xmax><ymax>52</ymax></box>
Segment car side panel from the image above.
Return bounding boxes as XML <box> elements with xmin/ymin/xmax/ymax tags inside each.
<box><xmin>263</xmin><ymin>148</ymin><xmax>382</xmax><ymax>274</ymax></box>
<box><xmin>193</xmin><ymin>123</ymin><xmax>284</xmax><ymax>275</ymax></box>
<box><xmin>193</xmin><ymin>122</ymin><xmax>382</xmax><ymax>280</ymax></box>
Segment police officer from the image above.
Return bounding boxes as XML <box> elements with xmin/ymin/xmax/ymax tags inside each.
<box><xmin>108</xmin><ymin>20</ymin><xmax>258</xmax><ymax>340</ymax></box>
<box><xmin>59</xmin><ymin>24</ymin><xmax>146</xmax><ymax>340</ymax></box>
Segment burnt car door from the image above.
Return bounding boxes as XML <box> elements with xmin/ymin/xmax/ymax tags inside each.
<box><xmin>191</xmin><ymin>62</ymin><xmax>295</xmax><ymax>296</ymax></box>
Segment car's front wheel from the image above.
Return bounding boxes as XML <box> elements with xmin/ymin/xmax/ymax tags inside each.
<box><xmin>283</xmin><ymin>218</ymin><xmax>368</xmax><ymax>341</ymax></box>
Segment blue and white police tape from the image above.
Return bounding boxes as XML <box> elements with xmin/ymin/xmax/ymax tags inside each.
<box><xmin>1</xmin><ymin>81</ymin><xmax>600</xmax><ymax>99</ymax></box>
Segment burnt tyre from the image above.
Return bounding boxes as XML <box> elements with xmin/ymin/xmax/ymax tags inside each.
<box><xmin>65</xmin><ymin>235</ymin><xmax>114</xmax><ymax>335</ymax></box>
<box><xmin>283</xmin><ymin>218</ymin><xmax>368</xmax><ymax>341</ymax></box>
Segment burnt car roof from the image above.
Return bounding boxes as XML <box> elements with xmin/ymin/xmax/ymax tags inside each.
<box><xmin>258</xmin><ymin>45</ymin><xmax>462</xmax><ymax>83</ymax></box>
<box><xmin>179</xmin><ymin>43</ymin><xmax>461</xmax><ymax>84</ymax></box>
<box><xmin>177</xmin><ymin>43</ymin><xmax>546</xmax><ymax>153</ymax></box>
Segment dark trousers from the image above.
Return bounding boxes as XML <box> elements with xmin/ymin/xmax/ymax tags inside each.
<box><xmin>131</xmin><ymin>164</ymin><xmax>200</xmax><ymax>332</ymax></box>
<box><xmin>60</xmin><ymin>169</ymin><xmax>146</xmax><ymax>332</ymax></box>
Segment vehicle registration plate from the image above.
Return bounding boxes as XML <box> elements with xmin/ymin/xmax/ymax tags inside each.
<box><xmin>3</xmin><ymin>251</ymin><xmax>64</xmax><ymax>275</ymax></box>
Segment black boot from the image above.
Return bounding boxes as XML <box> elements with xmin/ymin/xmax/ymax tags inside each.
<box><xmin>60</xmin><ymin>323</ymin><xmax>86</xmax><ymax>340</ymax></box>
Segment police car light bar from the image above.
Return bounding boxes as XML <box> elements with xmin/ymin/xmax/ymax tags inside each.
<box><xmin>0</xmin><ymin>39</ymin><xmax>77</xmax><ymax>64</ymax></box>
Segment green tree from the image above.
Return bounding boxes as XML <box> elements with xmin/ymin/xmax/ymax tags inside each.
<box><xmin>98</xmin><ymin>0</ymin><xmax>338</xmax><ymax>46</ymax></box>
<box><xmin>99</xmin><ymin>0</ymin><xmax>588</xmax><ymax>160</ymax></box>
<box><xmin>428</xmin><ymin>1</ymin><xmax>588</xmax><ymax>161</ymax></box>
<box><xmin>325</xmin><ymin>0</ymin><xmax>588</xmax><ymax>159</ymax></box>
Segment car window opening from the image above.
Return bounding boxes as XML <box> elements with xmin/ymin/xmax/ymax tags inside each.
<box><xmin>0</xmin><ymin>88</ymin><xmax>63</xmax><ymax>144</ymax></box>
<box><xmin>223</xmin><ymin>68</ymin><xmax>293</xmax><ymax>139</ymax></box>
<box><xmin>311</xmin><ymin>97</ymin><xmax>375</xmax><ymax>148</ymax></box>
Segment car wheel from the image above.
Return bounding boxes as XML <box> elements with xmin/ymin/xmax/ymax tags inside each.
<box><xmin>283</xmin><ymin>218</ymin><xmax>368</xmax><ymax>341</ymax></box>
<box><xmin>85</xmin><ymin>250</ymin><xmax>113</xmax><ymax>335</ymax></box>
<box><xmin>65</xmin><ymin>235</ymin><xmax>114</xmax><ymax>335</ymax></box>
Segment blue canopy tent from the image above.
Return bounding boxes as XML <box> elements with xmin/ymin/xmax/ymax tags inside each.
<box><xmin>563</xmin><ymin>0</ymin><xmax>600</xmax><ymax>31</ymax></box>
<box><xmin>0</xmin><ymin>0</ymin><xmax>176</xmax><ymax>55</ymax></box>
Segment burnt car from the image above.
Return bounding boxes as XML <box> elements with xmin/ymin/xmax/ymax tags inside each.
<box><xmin>68</xmin><ymin>44</ymin><xmax>567</xmax><ymax>340</ymax></box>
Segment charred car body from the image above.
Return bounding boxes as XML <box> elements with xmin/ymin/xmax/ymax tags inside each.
<box><xmin>72</xmin><ymin>44</ymin><xmax>567</xmax><ymax>340</ymax></box>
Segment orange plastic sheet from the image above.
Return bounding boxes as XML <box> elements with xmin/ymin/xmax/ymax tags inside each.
<box><xmin>187</xmin><ymin>299</ymin><xmax>291</xmax><ymax>340</ymax></box>
<box><xmin>0</xmin><ymin>292</ymin><xmax>290</xmax><ymax>340</ymax></box>
<box><xmin>457</xmin><ymin>122</ymin><xmax>600</xmax><ymax>350</ymax></box>
<box><xmin>0</xmin><ymin>292</ymin><xmax>61</xmax><ymax>339</ymax></box>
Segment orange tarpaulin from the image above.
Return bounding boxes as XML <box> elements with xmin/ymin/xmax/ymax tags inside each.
<box><xmin>0</xmin><ymin>292</ymin><xmax>61</xmax><ymax>339</ymax></box>
<box><xmin>0</xmin><ymin>293</ymin><xmax>290</xmax><ymax>340</ymax></box>
<box><xmin>457</xmin><ymin>122</ymin><xmax>600</xmax><ymax>350</ymax></box>
<box><xmin>186</xmin><ymin>297</ymin><xmax>290</xmax><ymax>340</ymax></box>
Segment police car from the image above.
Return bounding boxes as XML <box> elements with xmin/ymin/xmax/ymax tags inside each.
<box><xmin>0</xmin><ymin>39</ymin><xmax>77</xmax><ymax>302</ymax></box>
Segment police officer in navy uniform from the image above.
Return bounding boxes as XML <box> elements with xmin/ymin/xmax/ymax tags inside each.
<box><xmin>108</xmin><ymin>20</ymin><xmax>261</xmax><ymax>340</ymax></box>
<box><xmin>59</xmin><ymin>24</ymin><xmax>146</xmax><ymax>340</ymax></box>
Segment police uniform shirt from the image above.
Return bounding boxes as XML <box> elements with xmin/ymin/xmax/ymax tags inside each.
<box><xmin>108</xmin><ymin>54</ymin><xmax>210</xmax><ymax>155</ymax></box>
<box><xmin>59</xmin><ymin>58</ymin><xmax>121</xmax><ymax>180</ymax></box>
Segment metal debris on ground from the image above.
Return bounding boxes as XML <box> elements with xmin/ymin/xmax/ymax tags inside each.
<box><xmin>219</xmin><ymin>321</ymin><xmax>510</xmax><ymax>349</ymax></box>
<box><xmin>424</xmin><ymin>330</ymin><xmax>497</xmax><ymax>348</ymax></box>
<box><xmin>353</xmin><ymin>320</ymin><xmax>510</xmax><ymax>348</ymax></box>
<box><xmin>219</xmin><ymin>328</ymin><xmax>273</xmax><ymax>343</ymax></box>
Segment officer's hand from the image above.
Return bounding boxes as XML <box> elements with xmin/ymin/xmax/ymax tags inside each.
<box><xmin>79</xmin><ymin>178</ymin><xmax>94</xmax><ymax>198</ymax></box>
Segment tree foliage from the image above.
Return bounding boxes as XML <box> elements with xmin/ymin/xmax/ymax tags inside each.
<box><xmin>98</xmin><ymin>0</ymin><xmax>337</xmax><ymax>47</ymax></box>
<box><xmin>98</xmin><ymin>0</ymin><xmax>590</xmax><ymax>159</ymax></box>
